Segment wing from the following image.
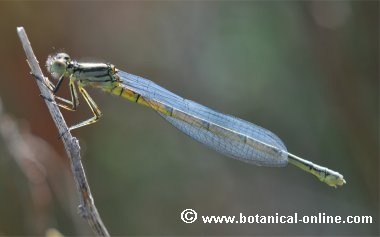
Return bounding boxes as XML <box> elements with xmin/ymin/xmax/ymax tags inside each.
<box><xmin>118</xmin><ymin>70</ymin><xmax>288</xmax><ymax>167</ymax></box>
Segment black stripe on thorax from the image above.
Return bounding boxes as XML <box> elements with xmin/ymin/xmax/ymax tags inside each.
<box><xmin>93</xmin><ymin>76</ymin><xmax>113</xmax><ymax>82</ymax></box>
<box><xmin>80</xmin><ymin>66</ymin><xmax>110</xmax><ymax>73</ymax></box>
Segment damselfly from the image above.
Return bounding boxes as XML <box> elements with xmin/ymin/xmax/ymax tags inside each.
<box><xmin>43</xmin><ymin>52</ymin><xmax>346</xmax><ymax>188</ymax></box>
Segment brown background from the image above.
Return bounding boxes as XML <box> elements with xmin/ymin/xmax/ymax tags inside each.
<box><xmin>0</xmin><ymin>1</ymin><xmax>378</xmax><ymax>236</ymax></box>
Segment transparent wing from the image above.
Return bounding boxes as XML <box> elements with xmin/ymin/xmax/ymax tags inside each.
<box><xmin>118</xmin><ymin>70</ymin><xmax>288</xmax><ymax>167</ymax></box>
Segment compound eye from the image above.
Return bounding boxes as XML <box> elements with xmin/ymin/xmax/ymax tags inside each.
<box><xmin>56</xmin><ymin>61</ymin><xmax>65</xmax><ymax>67</ymax></box>
<box><xmin>48</xmin><ymin>60</ymin><xmax>67</xmax><ymax>79</ymax></box>
<box><xmin>56</xmin><ymin>53</ymin><xmax>71</xmax><ymax>62</ymax></box>
<box><xmin>52</xmin><ymin>61</ymin><xmax>66</xmax><ymax>70</ymax></box>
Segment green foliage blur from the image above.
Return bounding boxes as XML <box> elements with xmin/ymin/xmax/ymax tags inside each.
<box><xmin>0</xmin><ymin>1</ymin><xmax>378</xmax><ymax>236</ymax></box>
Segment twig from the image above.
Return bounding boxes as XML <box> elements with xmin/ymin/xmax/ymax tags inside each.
<box><xmin>17</xmin><ymin>27</ymin><xmax>110</xmax><ymax>236</ymax></box>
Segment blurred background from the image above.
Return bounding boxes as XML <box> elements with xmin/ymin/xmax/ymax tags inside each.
<box><xmin>0</xmin><ymin>1</ymin><xmax>378</xmax><ymax>236</ymax></box>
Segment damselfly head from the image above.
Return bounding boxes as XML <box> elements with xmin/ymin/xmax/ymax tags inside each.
<box><xmin>46</xmin><ymin>53</ymin><xmax>71</xmax><ymax>80</ymax></box>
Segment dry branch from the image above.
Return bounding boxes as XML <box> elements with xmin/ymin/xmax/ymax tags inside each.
<box><xmin>17</xmin><ymin>27</ymin><xmax>109</xmax><ymax>237</ymax></box>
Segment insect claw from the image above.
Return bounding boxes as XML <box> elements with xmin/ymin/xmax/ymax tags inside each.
<box><xmin>30</xmin><ymin>72</ymin><xmax>43</xmax><ymax>82</ymax></box>
<box><xmin>31</xmin><ymin>72</ymin><xmax>55</xmax><ymax>91</ymax></box>
<box><xmin>39</xmin><ymin>94</ymin><xmax>54</xmax><ymax>103</ymax></box>
<box><xmin>57</xmin><ymin>128</ymin><xmax>70</xmax><ymax>140</ymax></box>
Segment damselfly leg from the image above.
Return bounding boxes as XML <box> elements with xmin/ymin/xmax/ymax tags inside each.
<box><xmin>36</xmin><ymin>72</ymin><xmax>102</xmax><ymax>132</ymax></box>
<box><xmin>68</xmin><ymin>86</ymin><xmax>102</xmax><ymax>131</ymax></box>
